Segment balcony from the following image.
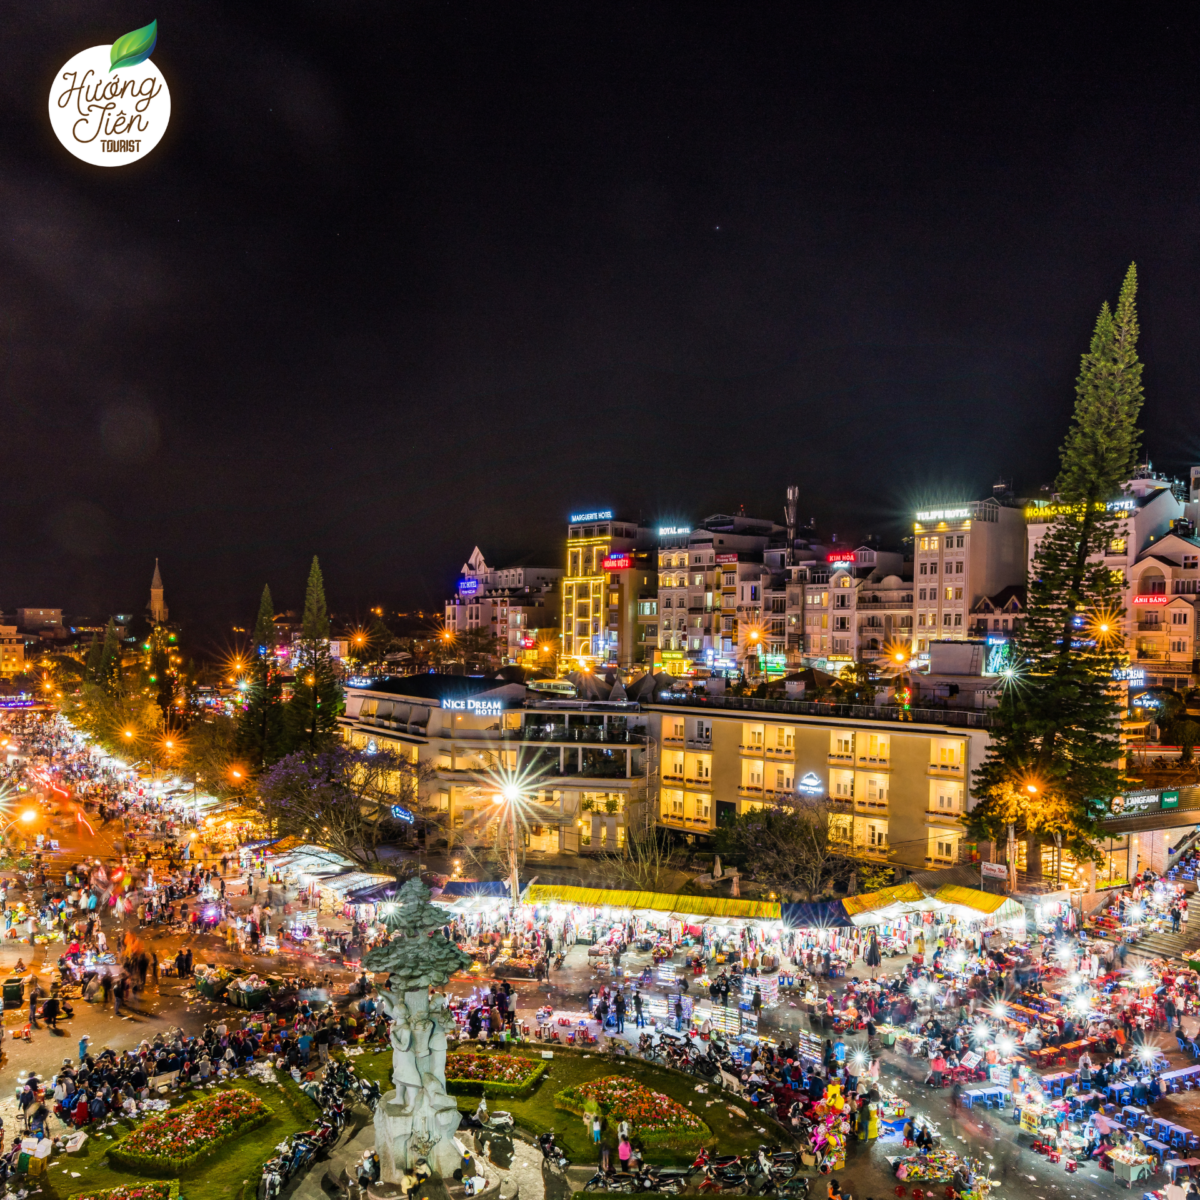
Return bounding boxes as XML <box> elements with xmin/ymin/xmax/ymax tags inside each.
<box><xmin>828</xmin><ymin>752</ymin><xmax>854</xmax><ymax>766</ymax></box>
<box><xmin>662</xmin><ymin>733</ymin><xmax>684</xmax><ymax>745</ymax></box>
<box><xmin>855</xmin><ymin>755</ymin><xmax>891</xmax><ymax>769</ymax></box>
<box><xmin>828</xmin><ymin>796</ymin><xmax>855</xmax><ymax>810</ymax></box>
<box><xmin>658</xmin><ymin>813</ymin><xmax>712</xmax><ymax>830</ymax></box>
<box><xmin>925</xmin><ymin>809</ymin><xmax>961</xmax><ymax>824</ymax></box>
<box><xmin>738</xmin><ymin>784</ymin><xmax>764</xmax><ymax>798</ymax></box>
<box><xmin>763</xmin><ymin>786</ymin><xmax>795</xmax><ymax>802</ymax></box>
<box><xmin>739</xmin><ymin>742</ymin><xmax>766</xmax><ymax>754</ymax></box>
<box><xmin>765</xmin><ymin>745</ymin><xmax>795</xmax><ymax>760</ymax></box>
<box><xmin>661</xmin><ymin>770</ymin><xmax>684</xmax><ymax>784</ymax></box>
<box><xmin>684</xmin><ymin>774</ymin><xmax>712</xmax><ymax>789</ymax></box>
<box><xmin>927</xmin><ymin>762</ymin><xmax>964</xmax><ymax>778</ymax></box>
<box><xmin>685</xmin><ymin>737</ymin><xmax>712</xmax><ymax>750</ymax></box>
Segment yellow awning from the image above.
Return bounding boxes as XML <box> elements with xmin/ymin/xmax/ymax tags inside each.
<box><xmin>840</xmin><ymin>882</ymin><xmax>926</xmax><ymax>917</ymax></box>
<box><xmin>933</xmin><ymin>885</ymin><xmax>1012</xmax><ymax>915</ymax></box>
<box><xmin>524</xmin><ymin>884</ymin><xmax>780</xmax><ymax>921</ymax></box>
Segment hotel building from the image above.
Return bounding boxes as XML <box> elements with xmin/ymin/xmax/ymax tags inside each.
<box><xmin>647</xmin><ymin>696</ymin><xmax>991</xmax><ymax>870</ymax></box>
<box><xmin>341</xmin><ymin>676</ymin><xmax>651</xmax><ymax>856</ymax></box>
<box><xmin>913</xmin><ymin>498</ymin><xmax>1025</xmax><ymax>657</ymax></box>
<box><xmin>443</xmin><ymin>547</ymin><xmax>563</xmax><ymax>663</ymax></box>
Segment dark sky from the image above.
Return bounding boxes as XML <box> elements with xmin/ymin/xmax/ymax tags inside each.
<box><xmin>5</xmin><ymin>3</ymin><xmax>1200</xmax><ymax>638</ymax></box>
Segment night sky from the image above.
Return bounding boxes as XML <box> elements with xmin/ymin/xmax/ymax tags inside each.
<box><xmin>5</xmin><ymin>3</ymin><xmax>1200</xmax><ymax>637</ymax></box>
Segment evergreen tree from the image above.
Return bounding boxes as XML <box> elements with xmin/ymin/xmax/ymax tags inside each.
<box><xmin>235</xmin><ymin>584</ymin><xmax>287</xmax><ymax>769</ymax></box>
<box><xmin>301</xmin><ymin>556</ymin><xmax>329</xmax><ymax>640</ymax></box>
<box><xmin>968</xmin><ymin>264</ymin><xmax>1144</xmax><ymax>873</ymax></box>
<box><xmin>148</xmin><ymin>627</ymin><xmax>173</xmax><ymax>720</ymax></box>
<box><xmin>253</xmin><ymin>584</ymin><xmax>276</xmax><ymax>655</ymax></box>
<box><xmin>97</xmin><ymin>618</ymin><xmax>123</xmax><ymax>697</ymax></box>
<box><xmin>286</xmin><ymin>558</ymin><xmax>344</xmax><ymax>752</ymax></box>
<box><xmin>83</xmin><ymin>636</ymin><xmax>103</xmax><ymax>685</ymax></box>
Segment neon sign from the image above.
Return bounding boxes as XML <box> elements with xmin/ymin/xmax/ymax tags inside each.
<box><xmin>602</xmin><ymin>554</ymin><xmax>632</xmax><ymax>570</ymax></box>
<box><xmin>716</xmin><ymin>553</ymin><xmax>738</xmax><ymax>564</ymax></box>
<box><xmin>658</xmin><ymin>526</ymin><xmax>688</xmax><ymax>536</ymax></box>
<box><xmin>570</xmin><ymin>510</ymin><xmax>613</xmax><ymax>523</ymax></box>
<box><xmin>797</xmin><ymin>772</ymin><xmax>824</xmax><ymax>795</ymax></box>
<box><xmin>441</xmin><ymin>698</ymin><xmax>504</xmax><ymax>714</ymax></box>
<box><xmin>458</xmin><ymin>577</ymin><xmax>480</xmax><ymax>596</ymax></box>
<box><xmin>916</xmin><ymin>507</ymin><xmax>970</xmax><ymax>522</ymax></box>
<box><xmin>391</xmin><ymin>805</ymin><xmax>414</xmax><ymax>823</ymax></box>
<box><xmin>1133</xmin><ymin>595</ymin><xmax>1168</xmax><ymax>605</ymax></box>
<box><xmin>827</xmin><ymin>552</ymin><xmax>856</xmax><ymax>563</ymax></box>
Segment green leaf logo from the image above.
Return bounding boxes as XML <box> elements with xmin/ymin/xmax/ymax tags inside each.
<box><xmin>109</xmin><ymin>20</ymin><xmax>157</xmax><ymax>71</ymax></box>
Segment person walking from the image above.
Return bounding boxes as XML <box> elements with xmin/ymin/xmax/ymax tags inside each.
<box><xmin>674</xmin><ymin>995</ymin><xmax>684</xmax><ymax>1032</ymax></box>
<box><xmin>28</xmin><ymin>975</ymin><xmax>42</xmax><ymax>1029</ymax></box>
<box><xmin>634</xmin><ymin>990</ymin><xmax>644</xmax><ymax>1028</ymax></box>
<box><xmin>615</xmin><ymin>992</ymin><xmax>626</xmax><ymax>1034</ymax></box>
<box><xmin>752</xmin><ymin>986</ymin><xmax>763</xmax><ymax>1019</ymax></box>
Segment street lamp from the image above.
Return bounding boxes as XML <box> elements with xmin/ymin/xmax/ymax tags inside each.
<box><xmin>494</xmin><ymin>784</ymin><xmax>522</xmax><ymax>905</ymax></box>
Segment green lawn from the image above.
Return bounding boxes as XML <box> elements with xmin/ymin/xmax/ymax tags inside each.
<box><xmin>38</xmin><ymin>1077</ymin><xmax>319</xmax><ymax>1200</ymax></box>
<box><xmin>348</xmin><ymin>1045</ymin><xmax>783</xmax><ymax>1166</ymax></box>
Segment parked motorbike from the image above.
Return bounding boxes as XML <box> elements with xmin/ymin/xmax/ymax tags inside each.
<box><xmin>696</xmin><ymin>1166</ymin><xmax>749</xmax><ymax>1195</ymax></box>
<box><xmin>583</xmin><ymin>1168</ymin><xmax>638</xmax><ymax>1193</ymax></box>
<box><xmin>538</xmin><ymin>1131</ymin><xmax>571</xmax><ymax>1171</ymax></box>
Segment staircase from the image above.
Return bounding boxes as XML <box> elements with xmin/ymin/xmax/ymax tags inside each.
<box><xmin>1127</xmin><ymin>925</ymin><xmax>1200</xmax><ymax>963</ymax></box>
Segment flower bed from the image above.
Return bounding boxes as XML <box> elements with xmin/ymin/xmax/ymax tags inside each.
<box><xmin>71</xmin><ymin>1184</ymin><xmax>180</xmax><ymax>1200</ymax></box>
<box><xmin>555</xmin><ymin>1076</ymin><xmax>712</xmax><ymax>1148</ymax></box>
<box><xmin>446</xmin><ymin>1051</ymin><xmax>548</xmax><ymax>1097</ymax></box>
<box><xmin>108</xmin><ymin>1088</ymin><xmax>271</xmax><ymax>1174</ymax></box>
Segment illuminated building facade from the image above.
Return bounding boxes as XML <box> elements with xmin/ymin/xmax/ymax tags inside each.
<box><xmin>913</xmin><ymin>498</ymin><xmax>1025</xmax><ymax>655</ymax></box>
<box><xmin>647</xmin><ymin>698</ymin><xmax>991</xmax><ymax>869</ymax></box>
<box><xmin>0</xmin><ymin>627</ymin><xmax>24</xmax><ymax>674</ymax></box>
<box><xmin>562</xmin><ymin>510</ymin><xmax>655</xmax><ymax>669</ymax></box>
<box><xmin>1026</xmin><ymin>468</ymin><xmax>1193</xmax><ymax>690</ymax></box>
<box><xmin>444</xmin><ymin>546</ymin><xmax>562</xmax><ymax>663</ymax></box>
<box><xmin>341</xmin><ymin>675</ymin><xmax>650</xmax><ymax>855</ymax></box>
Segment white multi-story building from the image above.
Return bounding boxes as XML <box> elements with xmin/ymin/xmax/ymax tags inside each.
<box><xmin>802</xmin><ymin>547</ymin><xmax>906</xmax><ymax>667</ymax></box>
<box><xmin>913</xmin><ymin>499</ymin><xmax>1025</xmax><ymax>656</ymax></box>
<box><xmin>1025</xmin><ymin>467</ymin><xmax>1195</xmax><ymax>690</ymax></box>
<box><xmin>444</xmin><ymin>546</ymin><xmax>563</xmax><ymax>662</ymax></box>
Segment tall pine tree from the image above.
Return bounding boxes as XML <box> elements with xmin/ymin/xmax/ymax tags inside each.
<box><xmin>968</xmin><ymin>264</ymin><xmax>1144</xmax><ymax>874</ymax></box>
<box><xmin>235</xmin><ymin>585</ymin><xmax>287</xmax><ymax>769</ymax></box>
<box><xmin>286</xmin><ymin>557</ymin><xmax>344</xmax><ymax>752</ymax></box>
<box><xmin>97</xmin><ymin>618</ymin><xmax>124</xmax><ymax>697</ymax></box>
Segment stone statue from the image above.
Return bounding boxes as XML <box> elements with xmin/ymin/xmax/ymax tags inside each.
<box><xmin>364</xmin><ymin>878</ymin><xmax>473</xmax><ymax>1181</ymax></box>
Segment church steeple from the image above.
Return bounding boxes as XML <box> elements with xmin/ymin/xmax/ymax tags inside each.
<box><xmin>149</xmin><ymin>559</ymin><xmax>168</xmax><ymax>625</ymax></box>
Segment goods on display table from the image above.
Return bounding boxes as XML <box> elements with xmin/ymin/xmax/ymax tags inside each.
<box><xmin>742</xmin><ymin>971</ymin><xmax>780</xmax><ymax>1006</ymax></box>
<box><xmin>491</xmin><ymin>955</ymin><xmax>537</xmax><ymax>979</ymax></box>
<box><xmin>893</xmin><ymin>1150</ymin><xmax>980</xmax><ymax>1183</ymax></box>
<box><xmin>644</xmin><ymin>992</ymin><xmax>694</xmax><ymax>1025</ymax></box>
<box><xmin>1109</xmin><ymin>1145</ymin><xmax>1156</xmax><ymax>1185</ymax></box>
<box><xmin>693</xmin><ymin>1000</ymin><xmax>739</xmax><ymax>1036</ymax></box>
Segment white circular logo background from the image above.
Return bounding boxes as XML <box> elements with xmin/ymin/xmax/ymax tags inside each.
<box><xmin>48</xmin><ymin>45</ymin><xmax>171</xmax><ymax>167</ymax></box>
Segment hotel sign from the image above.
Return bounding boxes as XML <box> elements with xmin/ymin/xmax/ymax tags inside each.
<box><xmin>827</xmin><ymin>552</ymin><xmax>856</xmax><ymax>563</ymax></box>
<box><xmin>570</xmin><ymin>510</ymin><xmax>613</xmax><ymax>523</ymax></box>
<box><xmin>441</xmin><ymin>698</ymin><xmax>505</xmax><ymax>715</ymax></box>
<box><xmin>916</xmin><ymin>507</ymin><xmax>970</xmax><ymax>522</ymax></box>
<box><xmin>1133</xmin><ymin>595</ymin><xmax>1168</xmax><ymax>605</ymax></box>
<box><xmin>602</xmin><ymin>554</ymin><xmax>632</xmax><ymax>570</ymax></box>
<box><xmin>716</xmin><ymin>553</ymin><xmax>738</xmax><ymax>564</ymax></box>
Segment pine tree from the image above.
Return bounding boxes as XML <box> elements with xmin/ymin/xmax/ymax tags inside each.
<box><xmin>253</xmin><ymin>584</ymin><xmax>276</xmax><ymax>656</ymax></box>
<box><xmin>97</xmin><ymin>618</ymin><xmax>124</xmax><ymax>697</ymax></box>
<box><xmin>235</xmin><ymin>585</ymin><xmax>287</xmax><ymax>769</ymax></box>
<box><xmin>286</xmin><ymin>558</ymin><xmax>344</xmax><ymax>752</ymax></box>
<box><xmin>968</xmin><ymin>264</ymin><xmax>1144</xmax><ymax>873</ymax></box>
<box><xmin>83</xmin><ymin>636</ymin><xmax>103</xmax><ymax>685</ymax></box>
<box><xmin>301</xmin><ymin>557</ymin><xmax>329</xmax><ymax>641</ymax></box>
